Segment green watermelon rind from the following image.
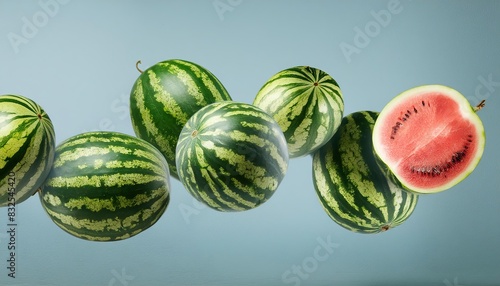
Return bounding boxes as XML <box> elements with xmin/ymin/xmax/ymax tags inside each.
<box><xmin>312</xmin><ymin>111</ymin><xmax>419</xmax><ymax>234</ymax></box>
<box><xmin>0</xmin><ymin>94</ymin><xmax>56</xmax><ymax>207</ymax></box>
<box><xmin>253</xmin><ymin>66</ymin><xmax>344</xmax><ymax>158</ymax></box>
<box><xmin>39</xmin><ymin>131</ymin><xmax>171</xmax><ymax>242</ymax></box>
<box><xmin>130</xmin><ymin>59</ymin><xmax>233</xmax><ymax>180</ymax></box>
<box><xmin>175</xmin><ymin>101</ymin><xmax>289</xmax><ymax>212</ymax></box>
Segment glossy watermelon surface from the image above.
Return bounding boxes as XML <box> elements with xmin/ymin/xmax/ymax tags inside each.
<box><xmin>0</xmin><ymin>94</ymin><xmax>56</xmax><ymax>207</ymax></box>
<box><xmin>313</xmin><ymin>111</ymin><xmax>418</xmax><ymax>233</ymax></box>
<box><xmin>39</xmin><ymin>131</ymin><xmax>171</xmax><ymax>241</ymax></box>
<box><xmin>176</xmin><ymin>101</ymin><xmax>289</xmax><ymax>212</ymax></box>
<box><xmin>253</xmin><ymin>66</ymin><xmax>344</xmax><ymax>158</ymax></box>
<box><xmin>130</xmin><ymin>59</ymin><xmax>232</xmax><ymax>179</ymax></box>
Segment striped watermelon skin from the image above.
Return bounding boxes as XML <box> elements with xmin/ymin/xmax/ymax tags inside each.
<box><xmin>130</xmin><ymin>59</ymin><xmax>232</xmax><ymax>179</ymax></box>
<box><xmin>0</xmin><ymin>94</ymin><xmax>56</xmax><ymax>207</ymax></box>
<box><xmin>39</xmin><ymin>131</ymin><xmax>170</xmax><ymax>241</ymax></box>
<box><xmin>312</xmin><ymin>111</ymin><xmax>418</xmax><ymax>233</ymax></box>
<box><xmin>176</xmin><ymin>101</ymin><xmax>289</xmax><ymax>212</ymax></box>
<box><xmin>253</xmin><ymin>66</ymin><xmax>344</xmax><ymax>158</ymax></box>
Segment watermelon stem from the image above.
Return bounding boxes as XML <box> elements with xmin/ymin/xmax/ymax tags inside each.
<box><xmin>136</xmin><ymin>60</ymin><xmax>144</xmax><ymax>73</ymax></box>
<box><xmin>474</xmin><ymin>99</ymin><xmax>486</xmax><ymax>112</ymax></box>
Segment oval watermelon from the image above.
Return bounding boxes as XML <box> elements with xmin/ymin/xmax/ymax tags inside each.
<box><xmin>39</xmin><ymin>131</ymin><xmax>171</xmax><ymax>241</ymax></box>
<box><xmin>176</xmin><ymin>101</ymin><xmax>289</xmax><ymax>212</ymax></box>
<box><xmin>253</xmin><ymin>66</ymin><xmax>344</xmax><ymax>158</ymax></box>
<box><xmin>0</xmin><ymin>94</ymin><xmax>56</xmax><ymax>207</ymax></box>
<box><xmin>130</xmin><ymin>59</ymin><xmax>232</xmax><ymax>179</ymax></box>
<box><xmin>372</xmin><ymin>85</ymin><xmax>486</xmax><ymax>194</ymax></box>
<box><xmin>312</xmin><ymin>111</ymin><xmax>419</xmax><ymax>233</ymax></box>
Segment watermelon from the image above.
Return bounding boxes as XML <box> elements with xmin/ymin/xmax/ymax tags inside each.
<box><xmin>176</xmin><ymin>101</ymin><xmax>289</xmax><ymax>212</ymax></box>
<box><xmin>372</xmin><ymin>85</ymin><xmax>486</xmax><ymax>194</ymax></box>
<box><xmin>38</xmin><ymin>131</ymin><xmax>170</xmax><ymax>241</ymax></box>
<box><xmin>312</xmin><ymin>111</ymin><xmax>418</xmax><ymax>233</ymax></box>
<box><xmin>253</xmin><ymin>66</ymin><xmax>344</xmax><ymax>158</ymax></box>
<box><xmin>130</xmin><ymin>59</ymin><xmax>232</xmax><ymax>179</ymax></box>
<box><xmin>0</xmin><ymin>94</ymin><xmax>56</xmax><ymax>207</ymax></box>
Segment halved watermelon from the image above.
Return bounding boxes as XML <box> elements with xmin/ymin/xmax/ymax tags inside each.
<box><xmin>372</xmin><ymin>85</ymin><xmax>485</xmax><ymax>194</ymax></box>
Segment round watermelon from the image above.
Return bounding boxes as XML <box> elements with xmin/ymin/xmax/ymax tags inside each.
<box><xmin>176</xmin><ymin>101</ymin><xmax>289</xmax><ymax>212</ymax></box>
<box><xmin>130</xmin><ymin>59</ymin><xmax>232</xmax><ymax>179</ymax></box>
<box><xmin>0</xmin><ymin>94</ymin><xmax>56</xmax><ymax>207</ymax></box>
<box><xmin>313</xmin><ymin>111</ymin><xmax>419</xmax><ymax>233</ymax></box>
<box><xmin>253</xmin><ymin>66</ymin><xmax>344</xmax><ymax>158</ymax></box>
<box><xmin>39</xmin><ymin>131</ymin><xmax>171</xmax><ymax>241</ymax></box>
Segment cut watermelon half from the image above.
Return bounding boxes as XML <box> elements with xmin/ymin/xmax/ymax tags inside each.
<box><xmin>372</xmin><ymin>85</ymin><xmax>486</xmax><ymax>194</ymax></box>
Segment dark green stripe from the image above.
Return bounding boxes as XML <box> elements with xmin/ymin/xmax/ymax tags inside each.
<box><xmin>0</xmin><ymin>124</ymin><xmax>38</xmax><ymax>182</ymax></box>
<box><xmin>0</xmin><ymin>95</ymin><xmax>40</xmax><ymax>111</ymax></box>
<box><xmin>11</xmin><ymin>128</ymin><xmax>55</xmax><ymax>193</ymax></box>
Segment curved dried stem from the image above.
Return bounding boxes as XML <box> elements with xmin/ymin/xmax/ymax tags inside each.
<box><xmin>136</xmin><ymin>60</ymin><xmax>143</xmax><ymax>73</ymax></box>
<box><xmin>474</xmin><ymin>99</ymin><xmax>486</xmax><ymax>112</ymax></box>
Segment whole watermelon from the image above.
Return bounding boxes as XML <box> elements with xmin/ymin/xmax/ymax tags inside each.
<box><xmin>0</xmin><ymin>94</ymin><xmax>56</xmax><ymax>207</ymax></box>
<box><xmin>176</xmin><ymin>101</ymin><xmax>289</xmax><ymax>212</ymax></box>
<box><xmin>39</xmin><ymin>131</ymin><xmax>171</xmax><ymax>241</ymax></box>
<box><xmin>312</xmin><ymin>111</ymin><xmax>418</xmax><ymax>233</ymax></box>
<box><xmin>253</xmin><ymin>66</ymin><xmax>344</xmax><ymax>158</ymax></box>
<box><xmin>130</xmin><ymin>59</ymin><xmax>232</xmax><ymax>179</ymax></box>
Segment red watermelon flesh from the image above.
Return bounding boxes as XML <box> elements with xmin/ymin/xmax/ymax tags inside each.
<box><xmin>373</xmin><ymin>85</ymin><xmax>485</xmax><ymax>194</ymax></box>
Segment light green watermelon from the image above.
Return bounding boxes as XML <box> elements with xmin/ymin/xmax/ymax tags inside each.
<box><xmin>253</xmin><ymin>66</ymin><xmax>344</xmax><ymax>157</ymax></box>
<box><xmin>0</xmin><ymin>94</ymin><xmax>56</xmax><ymax>207</ymax></box>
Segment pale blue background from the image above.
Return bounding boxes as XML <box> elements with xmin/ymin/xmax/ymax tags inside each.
<box><xmin>1</xmin><ymin>1</ymin><xmax>499</xmax><ymax>285</ymax></box>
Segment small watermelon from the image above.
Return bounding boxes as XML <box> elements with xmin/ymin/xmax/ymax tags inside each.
<box><xmin>312</xmin><ymin>111</ymin><xmax>418</xmax><ymax>233</ymax></box>
<box><xmin>176</xmin><ymin>101</ymin><xmax>289</xmax><ymax>212</ymax></box>
<box><xmin>130</xmin><ymin>59</ymin><xmax>232</xmax><ymax>179</ymax></box>
<box><xmin>39</xmin><ymin>131</ymin><xmax>171</xmax><ymax>241</ymax></box>
<box><xmin>253</xmin><ymin>66</ymin><xmax>344</xmax><ymax>158</ymax></box>
<box><xmin>372</xmin><ymin>85</ymin><xmax>486</xmax><ymax>194</ymax></box>
<box><xmin>0</xmin><ymin>94</ymin><xmax>56</xmax><ymax>207</ymax></box>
